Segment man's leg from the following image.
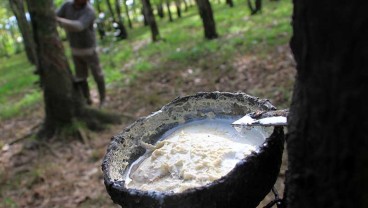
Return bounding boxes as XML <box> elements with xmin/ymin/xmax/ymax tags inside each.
<box><xmin>79</xmin><ymin>80</ymin><xmax>92</xmax><ymax>105</ymax></box>
<box><xmin>87</xmin><ymin>51</ymin><xmax>106</xmax><ymax>107</ymax></box>
<box><xmin>72</xmin><ymin>55</ymin><xmax>92</xmax><ymax>105</ymax></box>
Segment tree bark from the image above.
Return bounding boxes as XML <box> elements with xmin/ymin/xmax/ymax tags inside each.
<box><xmin>141</xmin><ymin>0</ymin><xmax>160</xmax><ymax>41</ymax></box>
<box><xmin>165</xmin><ymin>0</ymin><xmax>173</xmax><ymax>22</ymax></box>
<box><xmin>106</xmin><ymin>0</ymin><xmax>117</xmax><ymax>21</ymax></box>
<box><xmin>247</xmin><ymin>0</ymin><xmax>262</xmax><ymax>15</ymax></box>
<box><xmin>226</xmin><ymin>0</ymin><xmax>234</xmax><ymax>7</ymax></box>
<box><xmin>114</xmin><ymin>0</ymin><xmax>128</xmax><ymax>39</ymax></box>
<box><xmin>95</xmin><ymin>0</ymin><xmax>102</xmax><ymax>13</ymax></box>
<box><xmin>195</xmin><ymin>0</ymin><xmax>218</xmax><ymax>39</ymax></box>
<box><xmin>141</xmin><ymin>7</ymin><xmax>148</xmax><ymax>26</ymax></box>
<box><xmin>9</xmin><ymin>0</ymin><xmax>37</xmax><ymax>64</ymax></box>
<box><xmin>175</xmin><ymin>0</ymin><xmax>181</xmax><ymax>18</ymax></box>
<box><xmin>27</xmin><ymin>0</ymin><xmax>120</xmax><ymax>138</ymax></box>
<box><xmin>123</xmin><ymin>0</ymin><xmax>133</xmax><ymax>28</ymax></box>
<box><xmin>94</xmin><ymin>0</ymin><xmax>106</xmax><ymax>41</ymax></box>
<box><xmin>27</xmin><ymin>0</ymin><xmax>82</xmax><ymax>137</ymax></box>
<box><xmin>286</xmin><ymin>0</ymin><xmax>368</xmax><ymax>207</ymax></box>
<box><xmin>157</xmin><ymin>3</ymin><xmax>165</xmax><ymax>18</ymax></box>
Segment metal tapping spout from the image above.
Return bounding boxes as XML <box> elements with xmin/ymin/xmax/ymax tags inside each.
<box><xmin>232</xmin><ymin>109</ymin><xmax>289</xmax><ymax>131</ymax></box>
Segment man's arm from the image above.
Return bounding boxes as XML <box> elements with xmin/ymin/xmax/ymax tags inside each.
<box><xmin>57</xmin><ymin>17</ymin><xmax>86</xmax><ymax>32</ymax></box>
<box><xmin>56</xmin><ymin>7</ymin><xmax>95</xmax><ymax>32</ymax></box>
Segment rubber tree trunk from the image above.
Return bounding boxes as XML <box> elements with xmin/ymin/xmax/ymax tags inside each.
<box><xmin>195</xmin><ymin>0</ymin><xmax>218</xmax><ymax>39</ymax></box>
<box><xmin>123</xmin><ymin>0</ymin><xmax>133</xmax><ymax>28</ymax></box>
<box><xmin>247</xmin><ymin>0</ymin><xmax>261</xmax><ymax>15</ymax></box>
<box><xmin>106</xmin><ymin>0</ymin><xmax>117</xmax><ymax>20</ymax></box>
<box><xmin>94</xmin><ymin>0</ymin><xmax>106</xmax><ymax>41</ymax></box>
<box><xmin>114</xmin><ymin>0</ymin><xmax>128</xmax><ymax>39</ymax></box>
<box><xmin>95</xmin><ymin>0</ymin><xmax>102</xmax><ymax>13</ymax></box>
<box><xmin>175</xmin><ymin>0</ymin><xmax>181</xmax><ymax>18</ymax></box>
<box><xmin>157</xmin><ymin>3</ymin><xmax>165</xmax><ymax>18</ymax></box>
<box><xmin>226</xmin><ymin>0</ymin><xmax>234</xmax><ymax>7</ymax></box>
<box><xmin>141</xmin><ymin>0</ymin><xmax>160</xmax><ymax>41</ymax></box>
<box><xmin>165</xmin><ymin>0</ymin><xmax>173</xmax><ymax>22</ymax></box>
<box><xmin>141</xmin><ymin>7</ymin><xmax>148</xmax><ymax>26</ymax></box>
<box><xmin>105</xmin><ymin>0</ymin><xmax>118</xmax><ymax>30</ymax></box>
<box><xmin>9</xmin><ymin>0</ymin><xmax>37</xmax><ymax>64</ymax></box>
<box><xmin>27</xmin><ymin>0</ymin><xmax>85</xmax><ymax>137</ymax></box>
<box><xmin>142</xmin><ymin>0</ymin><xmax>160</xmax><ymax>42</ymax></box>
<box><xmin>286</xmin><ymin>0</ymin><xmax>368</xmax><ymax>207</ymax></box>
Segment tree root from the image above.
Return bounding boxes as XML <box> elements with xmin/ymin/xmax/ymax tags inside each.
<box><xmin>35</xmin><ymin>107</ymin><xmax>122</xmax><ymax>141</ymax></box>
<box><xmin>77</xmin><ymin>107</ymin><xmax>121</xmax><ymax>131</ymax></box>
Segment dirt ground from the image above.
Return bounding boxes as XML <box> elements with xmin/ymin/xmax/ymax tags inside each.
<box><xmin>0</xmin><ymin>44</ymin><xmax>295</xmax><ymax>208</ymax></box>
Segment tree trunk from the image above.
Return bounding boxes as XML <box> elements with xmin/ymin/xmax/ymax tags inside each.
<box><xmin>157</xmin><ymin>3</ymin><xmax>165</xmax><ymax>18</ymax></box>
<box><xmin>141</xmin><ymin>7</ymin><xmax>148</xmax><ymax>26</ymax></box>
<box><xmin>95</xmin><ymin>0</ymin><xmax>102</xmax><ymax>13</ymax></box>
<box><xmin>106</xmin><ymin>0</ymin><xmax>117</xmax><ymax>21</ymax></box>
<box><xmin>124</xmin><ymin>0</ymin><xmax>133</xmax><ymax>28</ymax></box>
<box><xmin>27</xmin><ymin>0</ymin><xmax>82</xmax><ymax>137</ymax></box>
<box><xmin>9</xmin><ymin>0</ymin><xmax>37</xmax><ymax>64</ymax></box>
<box><xmin>94</xmin><ymin>0</ymin><xmax>106</xmax><ymax>41</ymax></box>
<box><xmin>141</xmin><ymin>0</ymin><xmax>160</xmax><ymax>41</ymax></box>
<box><xmin>27</xmin><ymin>0</ymin><xmax>120</xmax><ymax>138</ymax></box>
<box><xmin>247</xmin><ymin>0</ymin><xmax>262</xmax><ymax>15</ymax></box>
<box><xmin>105</xmin><ymin>0</ymin><xmax>117</xmax><ymax>29</ymax></box>
<box><xmin>226</xmin><ymin>0</ymin><xmax>234</xmax><ymax>7</ymax></box>
<box><xmin>286</xmin><ymin>0</ymin><xmax>368</xmax><ymax>207</ymax></box>
<box><xmin>114</xmin><ymin>0</ymin><xmax>128</xmax><ymax>39</ymax></box>
<box><xmin>195</xmin><ymin>0</ymin><xmax>218</xmax><ymax>39</ymax></box>
<box><xmin>165</xmin><ymin>0</ymin><xmax>173</xmax><ymax>22</ymax></box>
<box><xmin>175</xmin><ymin>0</ymin><xmax>182</xmax><ymax>18</ymax></box>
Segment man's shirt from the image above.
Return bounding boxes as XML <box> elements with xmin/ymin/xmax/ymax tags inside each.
<box><xmin>57</xmin><ymin>1</ymin><xmax>96</xmax><ymax>54</ymax></box>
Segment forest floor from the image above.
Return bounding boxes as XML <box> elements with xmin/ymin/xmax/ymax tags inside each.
<box><xmin>0</xmin><ymin>43</ymin><xmax>295</xmax><ymax>208</ymax></box>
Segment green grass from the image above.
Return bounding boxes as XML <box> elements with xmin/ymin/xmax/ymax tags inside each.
<box><xmin>0</xmin><ymin>53</ymin><xmax>40</xmax><ymax>119</ymax></box>
<box><xmin>0</xmin><ymin>53</ymin><xmax>36</xmax><ymax>98</ymax></box>
<box><xmin>0</xmin><ymin>0</ymin><xmax>292</xmax><ymax>120</ymax></box>
<box><xmin>0</xmin><ymin>90</ymin><xmax>41</xmax><ymax>119</ymax></box>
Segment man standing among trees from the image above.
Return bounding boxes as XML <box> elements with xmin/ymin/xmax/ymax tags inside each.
<box><xmin>56</xmin><ymin>0</ymin><xmax>106</xmax><ymax>108</ymax></box>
